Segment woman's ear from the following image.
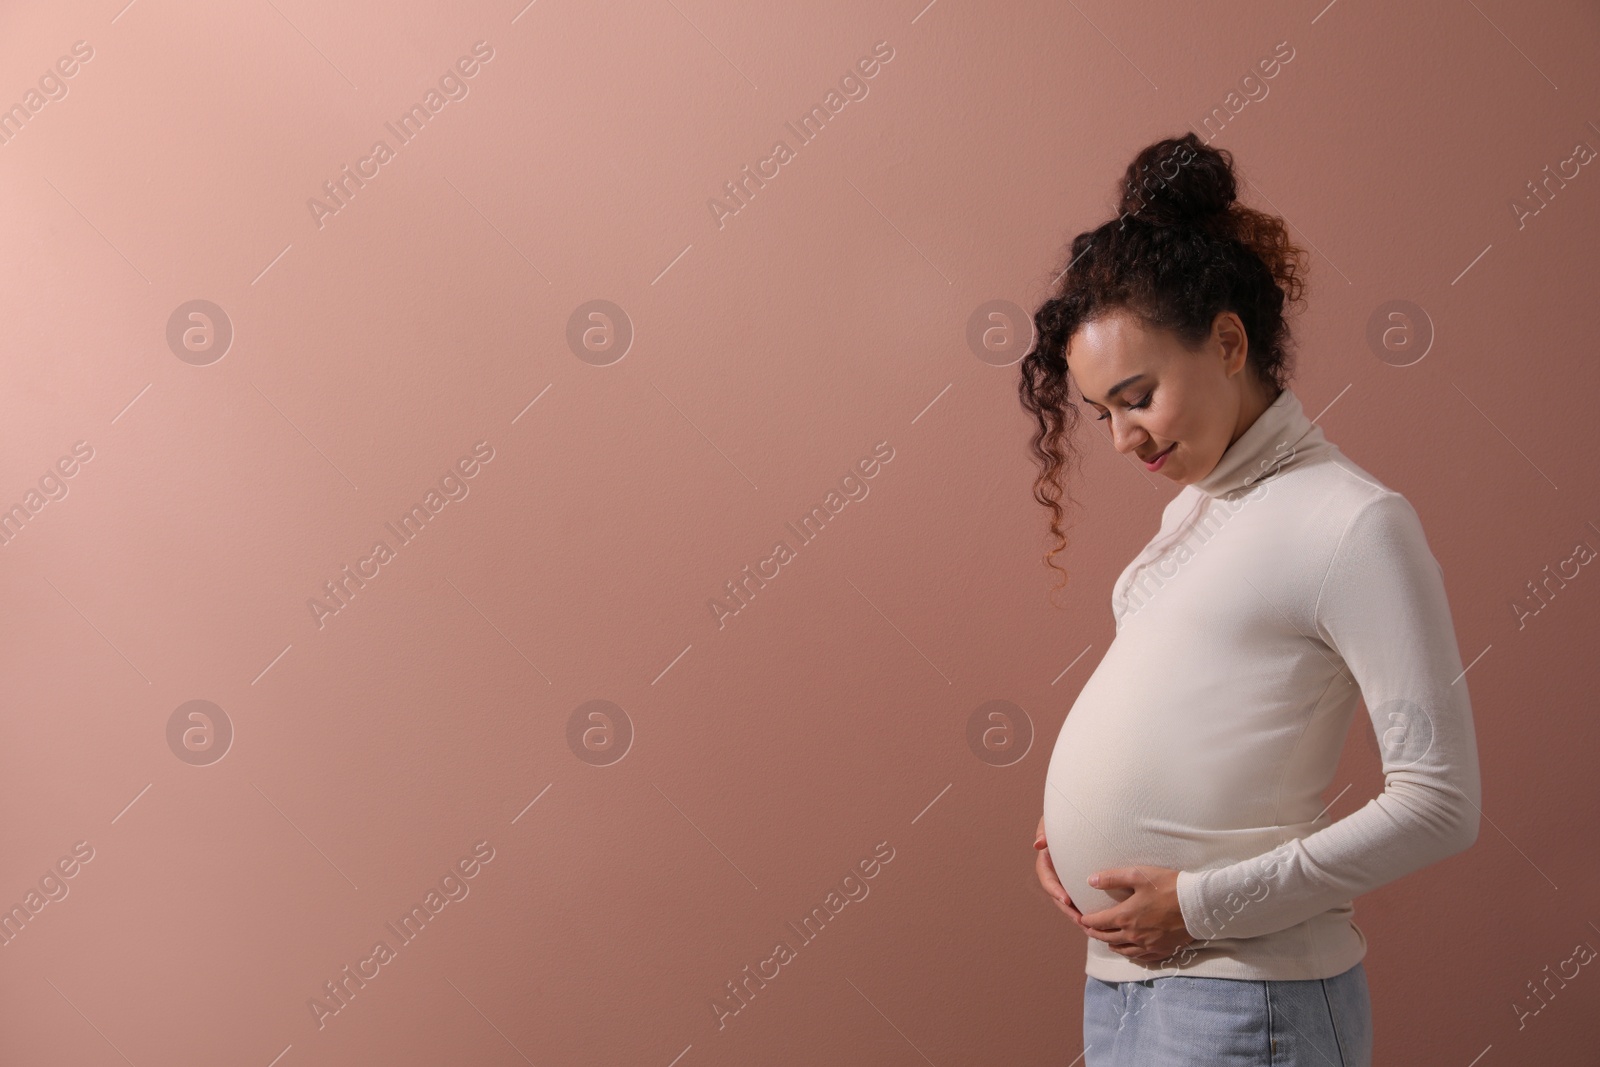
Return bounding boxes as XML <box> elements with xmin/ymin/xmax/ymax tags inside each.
<box><xmin>1214</xmin><ymin>311</ymin><xmax>1250</xmax><ymax>378</ymax></box>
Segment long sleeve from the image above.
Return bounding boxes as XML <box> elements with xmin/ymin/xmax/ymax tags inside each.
<box><xmin>1175</xmin><ymin>491</ymin><xmax>1483</xmax><ymax>943</ymax></box>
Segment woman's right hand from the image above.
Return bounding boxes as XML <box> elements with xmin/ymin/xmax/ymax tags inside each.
<box><xmin>1035</xmin><ymin>814</ymin><xmax>1084</xmax><ymax>923</ymax></box>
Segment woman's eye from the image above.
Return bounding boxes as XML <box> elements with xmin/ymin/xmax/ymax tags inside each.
<box><xmin>1093</xmin><ymin>393</ymin><xmax>1151</xmax><ymax>421</ymax></box>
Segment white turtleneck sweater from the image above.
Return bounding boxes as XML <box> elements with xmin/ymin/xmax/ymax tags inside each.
<box><xmin>1043</xmin><ymin>385</ymin><xmax>1482</xmax><ymax>982</ymax></box>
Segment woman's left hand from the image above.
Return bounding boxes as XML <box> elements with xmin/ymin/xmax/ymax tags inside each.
<box><xmin>1076</xmin><ymin>866</ymin><xmax>1196</xmax><ymax>964</ymax></box>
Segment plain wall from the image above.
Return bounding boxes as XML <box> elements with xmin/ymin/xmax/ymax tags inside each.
<box><xmin>1</xmin><ymin>0</ymin><xmax>1597</xmax><ymax>1064</ymax></box>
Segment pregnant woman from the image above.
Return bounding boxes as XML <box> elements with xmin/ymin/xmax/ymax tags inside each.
<box><xmin>1018</xmin><ymin>133</ymin><xmax>1482</xmax><ymax>1066</ymax></box>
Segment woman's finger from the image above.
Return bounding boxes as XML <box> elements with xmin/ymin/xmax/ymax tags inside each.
<box><xmin>1036</xmin><ymin>850</ymin><xmax>1084</xmax><ymax>920</ymax></box>
<box><xmin>1043</xmin><ymin>863</ymin><xmax>1081</xmax><ymax>921</ymax></box>
<box><xmin>1036</xmin><ymin>844</ymin><xmax>1064</xmax><ymax>889</ymax></box>
<box><xmin>1032</xmin><ymin>819</ymin><xmax>1087</xmax><ymax>923</ymax></box>
<box><xmin>1040</xmin><ymin>852</ymin><xmax>1079</xmax><ymax>908</ymax></box>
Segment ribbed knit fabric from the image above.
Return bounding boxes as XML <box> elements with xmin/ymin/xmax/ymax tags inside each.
<box><xmin>1043</xmin><ymin>386</ymin><xmax>1482</xmax><ymax>981</ymax></box>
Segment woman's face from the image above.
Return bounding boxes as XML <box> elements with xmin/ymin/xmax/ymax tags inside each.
<box><xmin>1068</xmin><ymin>308</ymin><xmax>1265</xmax><ymax>486</ymax></box>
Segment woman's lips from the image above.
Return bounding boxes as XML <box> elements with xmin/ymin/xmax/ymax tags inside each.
<box><xmin>1144</xmin><ymin>443</ymin><xmax>1175</xmax><ymax>472</ymax></box>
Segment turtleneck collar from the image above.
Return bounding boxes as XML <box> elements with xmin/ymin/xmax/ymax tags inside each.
<box><xmin>1190</xmin><ymin>385</ymin><xmax>1324</xmax><ymax>499</ymax></box>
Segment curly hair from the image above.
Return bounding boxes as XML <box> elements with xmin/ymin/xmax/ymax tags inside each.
<box><xmin>1017</xmin><ymin>132</ymin><xmax>1310</xmax><ymax>593</ymax></box>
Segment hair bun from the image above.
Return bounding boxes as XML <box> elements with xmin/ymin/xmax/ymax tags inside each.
<box><xmin>1117</xmin><ymin>132</ymin><xmax>1237</xmax><ymax>228</ymax></box>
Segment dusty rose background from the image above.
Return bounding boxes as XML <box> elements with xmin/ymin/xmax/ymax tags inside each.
<box><xmin>2</xmin><ymin>0</ymin><xmax>1596</xmax><ymax>1064</ymax></box>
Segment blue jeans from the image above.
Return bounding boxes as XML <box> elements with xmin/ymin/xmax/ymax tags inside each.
<box><xmin>1083</xmin><ymin>961</ymin><xmax>1371</xmax><ymax>1066</ymax></box>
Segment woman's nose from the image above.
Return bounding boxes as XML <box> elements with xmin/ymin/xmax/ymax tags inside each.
<box><xmin>1110</xmin><ymin>417</ymin><xmax>1145</xmax><ymax>455</ymax></box>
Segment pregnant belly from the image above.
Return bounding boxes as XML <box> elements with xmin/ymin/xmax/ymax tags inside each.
<box><xmin>1040</xmin><ymin>616</ymin><xmax>1321</xmax><ymax>915</ymax></box>
<box><xmin>1042</xmin><ymin>733</ymin><xmax>1182</xmax><ymax>916</ymax></box>
<box><xmin>1041</xmin><ymin>691</ymin><xmax>1267</xmax><ymax>916</ymax></box>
